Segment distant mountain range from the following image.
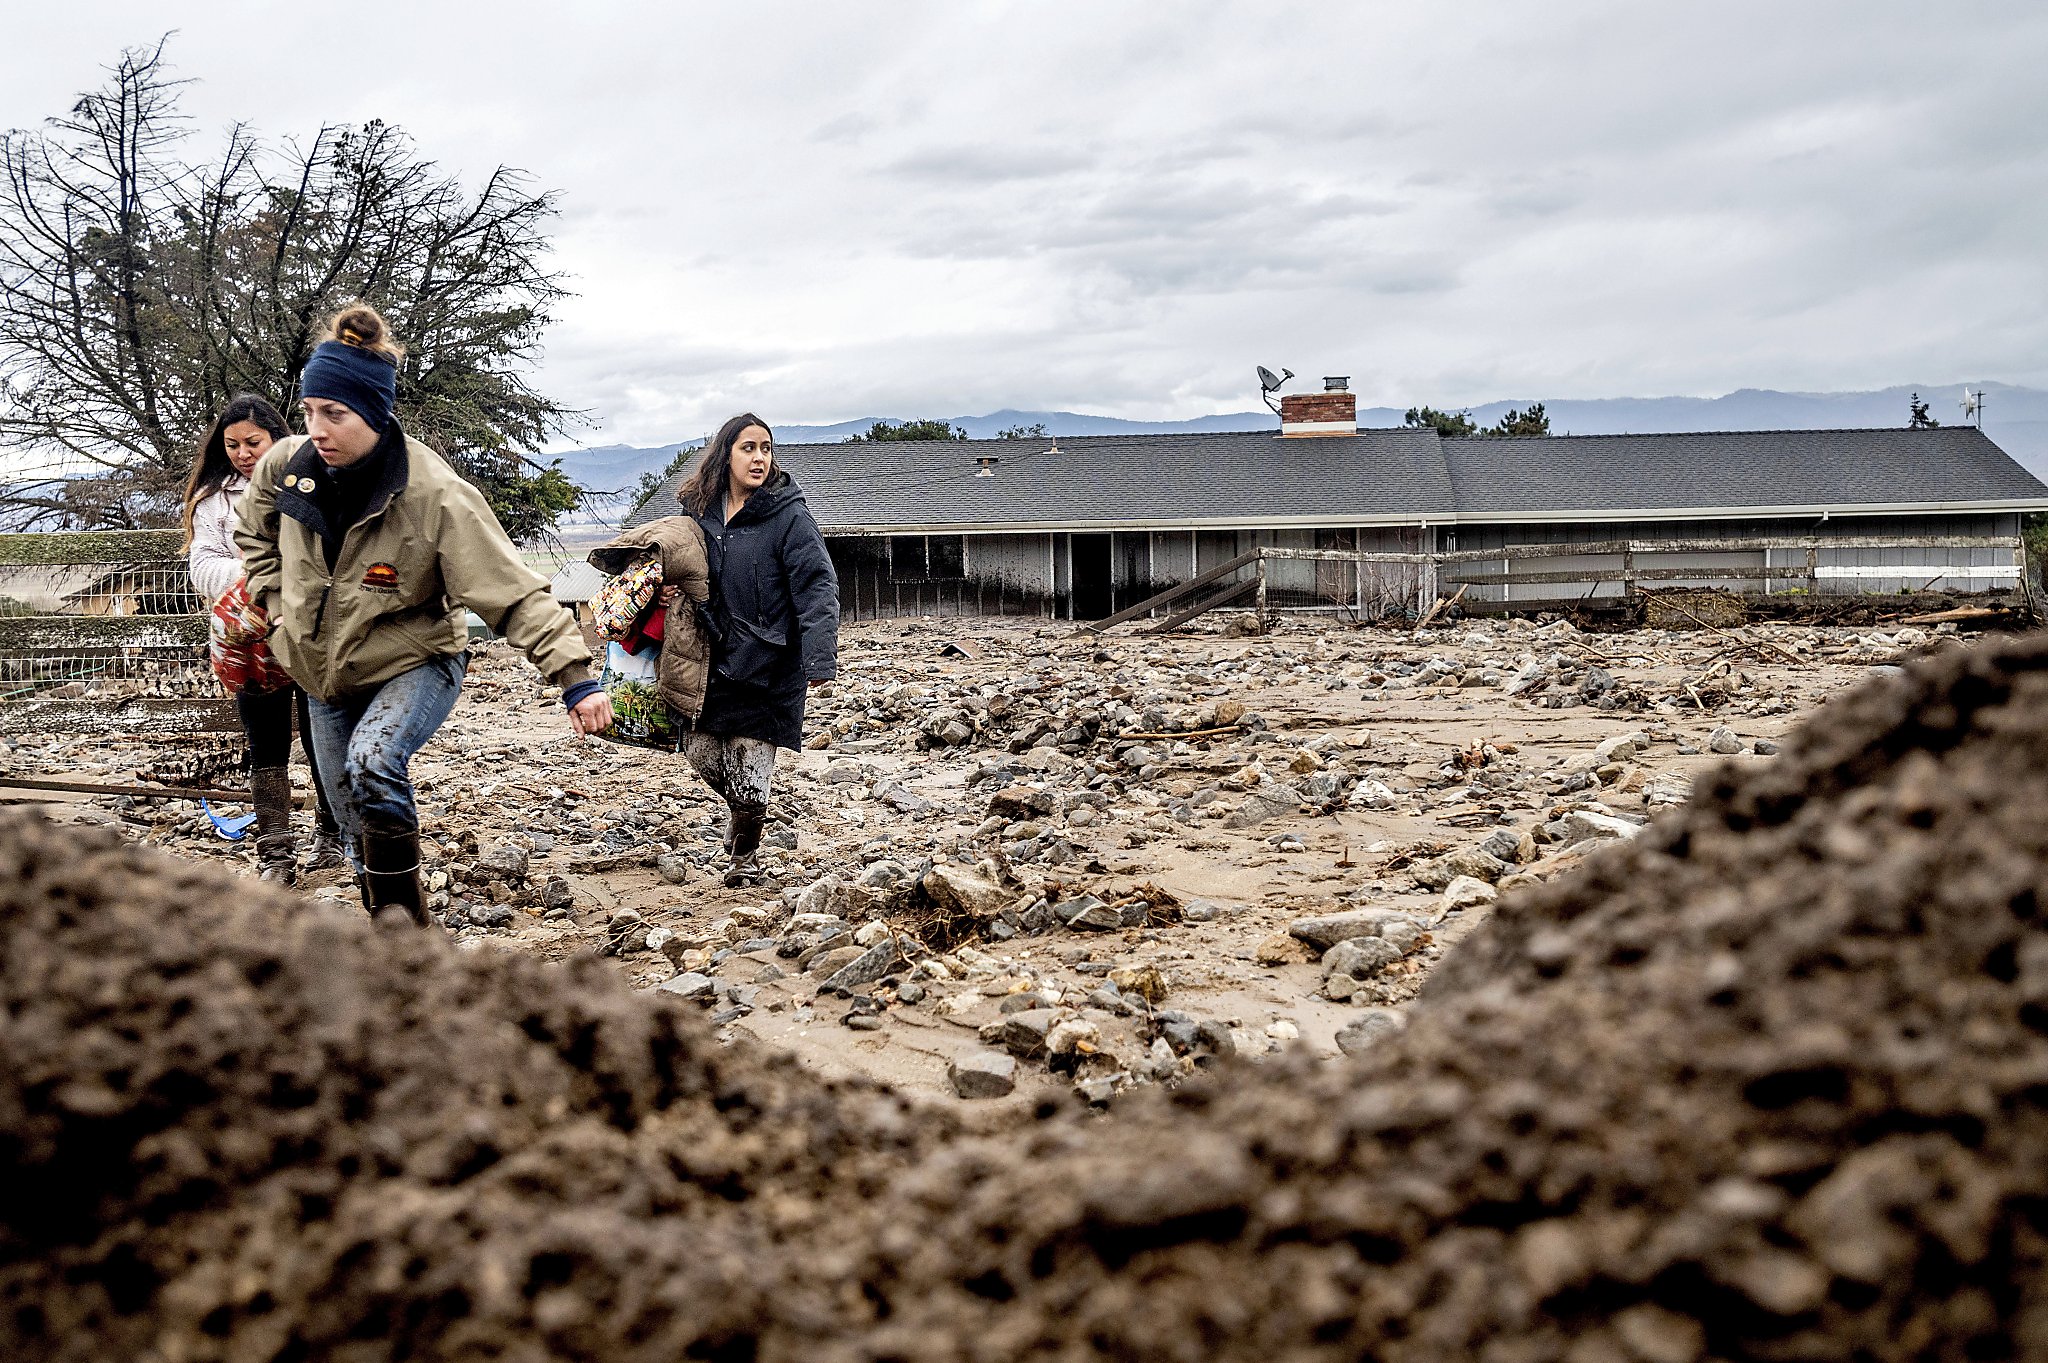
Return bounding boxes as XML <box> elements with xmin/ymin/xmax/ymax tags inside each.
<box><xmin>546</xmin><ymin>382</ymin><xmax>2048</xmax><ymax>544</ymax></box>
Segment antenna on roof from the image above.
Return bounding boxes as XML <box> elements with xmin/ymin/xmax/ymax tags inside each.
<box><xmin>1961</xmin><ymin>386</ymin><xmax>1986</xmax><ymax>427</ymax></box>
<box><xmin>1257</xmin><ymin>365</ymin><xmax>1294</xmax><ymax>415</ymax></box>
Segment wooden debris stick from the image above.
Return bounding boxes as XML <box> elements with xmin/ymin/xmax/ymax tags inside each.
<box><xmin>1081</xmin><ymin>549</ymin><xmax>1260</xmax><ymax>634</ymax></box>
<box><xmin>1412</xmin><ymin>584</ymin><xmax>1468</xmax><ymax>632</ymax></box>
<box><xmin>0</xmin><ymin>775</ymin><xmax>306</xmax><ymax>804</ymax></box>
<box><xmin>1896</xmin><ymin>605</ymin><xmax>2010</xmax><ymax>627</ymax></box>
<box><xmin>1116</xmin><ymin>724</ymin><xmax>1245</xmax><ymax>741</ymax></box>
<box><xmin>1143</xmin><ymin>577</ymin><xmax>1260</xmax><ymax>635</ymax></box>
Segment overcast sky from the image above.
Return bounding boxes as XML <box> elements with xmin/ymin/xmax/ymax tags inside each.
<box><xmin>5</xmin><ymin>2</ymin><xmax>2045</xmax><ymax>448</ymax></box>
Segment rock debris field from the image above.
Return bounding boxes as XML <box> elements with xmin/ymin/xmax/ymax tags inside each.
<box><xmin>6</xmin><ymin>620</ymin><xmax>2048</xmax><ymax>1360</ymax></box>
<box><xmin>13</xmin><ymin>613</ymin><xmax>1952</xmax><ymax>1101</ymax></box>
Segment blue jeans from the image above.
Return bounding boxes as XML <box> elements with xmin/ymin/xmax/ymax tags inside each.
<box><xmin>306</xmin><ymin>653</ymin><xmax>467</xmax><ymax>861</ymax></box>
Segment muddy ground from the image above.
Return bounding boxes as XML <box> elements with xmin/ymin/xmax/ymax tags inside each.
<box><xmin>5</xmin><ymin>624</ymin><xmax>2048</xmax><ymax>1361</ymax></box>
<box><xmin>2</xmin><ymin>612</ymin><xmax>1952</xmax><ymax>1106</ymax></box>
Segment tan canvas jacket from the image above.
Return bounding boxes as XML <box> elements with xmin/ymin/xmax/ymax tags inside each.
<box><xmin>588</xmin><ymin>516</ymin><xmax>712</xmax><ymax>721</ymax></box>
<box><xmin>235</xmin><ymin>433</ymin><xmax>591</xmax><ymax>702</ymax></box>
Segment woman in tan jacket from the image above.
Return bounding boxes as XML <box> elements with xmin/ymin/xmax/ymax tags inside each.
<box><xmin>236</xmin><ymin>303</ymin><xmax>610</xmax><ymax>924</ymax></box>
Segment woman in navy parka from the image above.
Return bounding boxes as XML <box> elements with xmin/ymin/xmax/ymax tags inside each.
<box><xmin>670</xmin><ymin>413</ymin><xmax>839</xmax><ymax>884</ymax></box>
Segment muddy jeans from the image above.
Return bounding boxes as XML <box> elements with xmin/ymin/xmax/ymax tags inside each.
<box><xmin>306</xmin><ymin>653</ymin><xmax>468</xmax><ymax>860</ymax></box>
<box><xmin>683</xmin><ymin>733</ymin><xmax>777</xmax><ymax>817</ymax></box>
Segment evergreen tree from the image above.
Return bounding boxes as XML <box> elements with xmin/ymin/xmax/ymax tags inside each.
<box><xmin>1489</xmin><ymin>402</ymin><xmax>1550</xmax><ymax>436</ymax></box>
<box><xmin>0</xmin><ymin>39</ymin><xmax>580</xmax><ymax>536</ymax></box>
<box><xmin>845</xmin><ymin>419</ymin><xmax>967</xmax><ymax>442</ymax></box>
<box><xmin>1402</xmin><ymin>406</ymin><xmax>1478</xmax><ymax>437</ymax></box>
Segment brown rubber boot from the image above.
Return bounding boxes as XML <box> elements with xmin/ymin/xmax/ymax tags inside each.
<box><xmin>361</xmin><ymin>826</ymin><xmax>430</xmax><ymax>927</ymax></box>
<box><xmin>250</xmin><ymin>767</ymin><xmax>297</xmax><ymax>886</ymax></box>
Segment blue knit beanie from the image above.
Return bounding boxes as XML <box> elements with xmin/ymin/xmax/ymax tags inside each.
<box><xmin>300</xmin><ymin>339</ymin><xmax>398</xmax><ymax>432</ymax></box>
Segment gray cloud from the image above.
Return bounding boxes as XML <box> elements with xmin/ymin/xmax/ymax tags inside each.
<box><xmin>884</xmin><ymin>143</ymin><xmax>1095</xmax><ymax>183</ymax></box>
<box><xmin>810</xmin><ymin>112</ymin><xmax>875</xmax><ymax>145</ymax></box>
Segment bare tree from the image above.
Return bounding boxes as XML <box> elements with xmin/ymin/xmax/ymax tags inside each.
<box><xmin>0</xmin><ymin>38</ymin><xmax>581</xmax><ymax>536</ymax></box>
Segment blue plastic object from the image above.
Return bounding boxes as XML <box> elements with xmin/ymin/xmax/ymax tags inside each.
<box><xmin>202</xmin><ymin>799</ymin><xmax>259</xmax><ymax>841</ymax></box>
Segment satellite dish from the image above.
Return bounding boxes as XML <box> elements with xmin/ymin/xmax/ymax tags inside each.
<box><xmin>1257</xmin><ymin>365</ymin><xmax>1294</xmax><ymax>415</ymax></box>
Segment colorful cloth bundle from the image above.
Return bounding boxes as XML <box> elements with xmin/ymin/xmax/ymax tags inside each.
<box><xmin>591</xmin><ymin>556</ymin><xmax>661</xmax><ymax>641</ymax></box>
<box><xmin>209</xmin><ymin>577</ymin><xmax>293</xmax><ymax>695</ymax></box>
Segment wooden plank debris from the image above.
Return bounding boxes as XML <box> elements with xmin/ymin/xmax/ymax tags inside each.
<box><xmin>1412</xmin><ymin>584</ymin><xmax>1469</xmax><ymax>631</ymax></box>
<box><xmin>0</xmin><ymin>775</ymin><xmax>305</xmax><ymax>804</ymax></box>
<box><xmin>1143</xmin><ymin>577</ymin><xmax>1258</xmax><ymax>634</ymax></box>
<box><xmin>1083</xmin><ymin>550</ymin><xmax>1259</xmax><ymax>633</ymax></box>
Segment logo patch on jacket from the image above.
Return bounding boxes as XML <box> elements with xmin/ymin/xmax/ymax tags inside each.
<box><xmin>360</xmin><ymin>562</ymin><xmax>400</xmax><ymax>593</ymax></box>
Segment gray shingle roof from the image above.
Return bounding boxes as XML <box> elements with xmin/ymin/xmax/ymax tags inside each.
<box><xmin>1443</xmin><ymin>427</ymin><xmax>2048</xmax><ymax>516</ymax></box>
<box><xmin>627</xmin><ymin>428</ymin><xmax>1455</xmax><ymax>532</ymax></box>
<box><xmin>625</xmin><ymin>425</ymin><xmax>2048</xmax><ymax>532</ymax></box>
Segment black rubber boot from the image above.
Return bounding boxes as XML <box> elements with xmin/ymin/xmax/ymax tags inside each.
<box><xmin>300</xmin><ymin>814</ymin><xmax>349</xmax><ymax>875</ymax></box>
<box><xmin>250</xmin><ymin>767</ymin><xmax>297</xmax><ymax>886</ymax></box>
<box><xmin>360</xmin><ymin>825</ymin><xmax>430</xmax><ymax>927</ymax></box>
<box><xmin>723</xmin><ymin>803</ymin><xmax>767</xmax><ymax>888</ymax></box>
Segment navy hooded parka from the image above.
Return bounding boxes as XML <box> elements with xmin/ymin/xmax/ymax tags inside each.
<box><xmin>693</xmin><ymin>470</ymin><xmax>840</xmax><ymax>750</ymax></box>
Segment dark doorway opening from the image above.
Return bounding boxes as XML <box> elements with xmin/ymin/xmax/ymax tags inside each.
<box><xmin>1070</xmin><ymin>534</ymin><xmax>1112</xmax><ymax>618</ymax></box>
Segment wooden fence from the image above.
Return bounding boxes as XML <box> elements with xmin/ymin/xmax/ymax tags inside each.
<box><xmin>1431</xmin><ymin>534</ymin><xmax>2025</xmax><ymax>611</ymax></box>
<box><xmin>1088</xmin><ymin>533</ymin><xmax>2028</xmax><ymax>632</ymax></box>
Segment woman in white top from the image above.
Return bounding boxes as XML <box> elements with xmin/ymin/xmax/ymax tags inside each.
<box><xmin>182</xmin><ymin>393</ymin><xmax>344</xmax><ymax>882</ymax></box>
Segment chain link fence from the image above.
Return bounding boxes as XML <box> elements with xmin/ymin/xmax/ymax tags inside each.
<box><xmin>0</xmin><ymin>531</ymin><xmax>233</xmax><ymax>736</ymax></box>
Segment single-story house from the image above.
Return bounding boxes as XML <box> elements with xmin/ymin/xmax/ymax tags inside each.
<box><xmin>63</xmin><ymin>565</ymin><xmax>202</xmax><ymax>617</ymax></box>
<box><xmin>550</xmin><ymin>560</ymin><xmax>607</xmax><ymax>614</ymax></box>
<box><xmin>625</xmin><ymin>384</ymin><xmax>2048</xmax><ymax>620</ymax></box>
<box><xmin>549</xmin><ymin>559</ymin><xmax>609</xmax><ymax>651</ymax></box>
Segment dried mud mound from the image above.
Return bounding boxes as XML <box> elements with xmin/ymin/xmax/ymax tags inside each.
<box><xmin>0</xmin><ymin>815</ymin><xmax>946</xmax><ymax>1362</ymax></box>
<box><xmin>11</xmin><ymin>636</ymin><xmax>2048</xmax><ymax>1361</ymax></box>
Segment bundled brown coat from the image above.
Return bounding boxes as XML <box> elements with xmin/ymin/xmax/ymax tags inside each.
<box><xmin>588</xmin><ymin>517</ymin><xmax>713</xmax><ymax>722</ymax></box>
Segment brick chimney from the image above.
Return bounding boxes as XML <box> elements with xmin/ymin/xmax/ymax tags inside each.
<box><xmin>1279</xmin><ymin>376</ymin><xmax>1356</xmax><ymax>437</ymax></box>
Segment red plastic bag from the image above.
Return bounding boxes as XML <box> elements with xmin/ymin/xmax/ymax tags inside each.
<box><xmin>209</xmin><ymin>577</ymin><xmax>292</xmax><ymax>695</ymax></box>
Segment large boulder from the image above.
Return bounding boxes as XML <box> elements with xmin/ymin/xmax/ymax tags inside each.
<box><xmin>1288</xmin><ymin>907</ymin><xmax>1425</xmax><ymax>953</ymax></box>
<box><xmin>1411</xmin><ymin>847</ymin><xmax>1512</xmax><ymax>889</ymax></box>
<box><xmin>922</xmin><ymin>864</ymin><xmax>1008</xmax><ymax>919</ymax></box>
<box><xmin>988</xmin><ymin>786</ymin><xmax>1055</xmax><ymax>821</ymax></box>
<box><xmin>1222</xmin><ymin>781</ymin><xmax>1303</xmax><ymax>829</ymax></box>
<box><xmin>948</xmin><ymin>1050</ymin><xmax>1019</xmax><ymax>1099</ymax></box>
